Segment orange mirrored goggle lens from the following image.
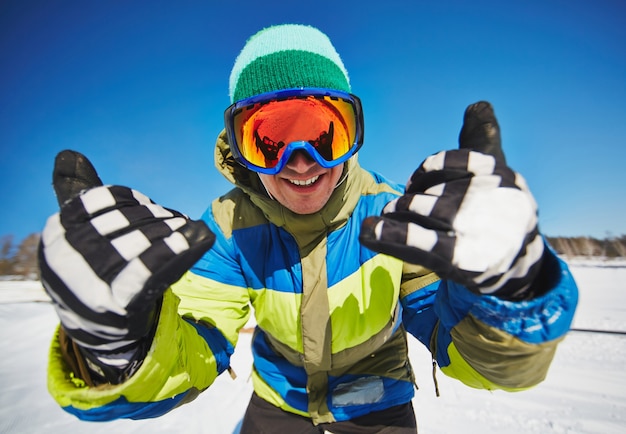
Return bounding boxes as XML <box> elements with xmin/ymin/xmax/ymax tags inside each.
<box><xmin>232</xmin><ymin>95</ymin><xmax>359</xmax><ymax>170</ymax></box>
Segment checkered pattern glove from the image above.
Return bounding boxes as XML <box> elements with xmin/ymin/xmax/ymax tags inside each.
<box><xmin>360</xmin><ymin>102</ymin><xmax>545</xmax><ymax>299</ymax></box>
<box><xmin>39</xmin><ymin>151</ymin><xmax>215</xmax><ymax>352</ymax></box>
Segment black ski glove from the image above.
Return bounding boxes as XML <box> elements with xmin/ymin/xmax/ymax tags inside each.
<box><xmin>39</xmin><ymin>150</ymin><xmax>215</xmax><ymax>357</ymax></box>
<box><xmin>360</xmin><ymin>102</ymin><xmax>545</xmax><ymax>300</ymax></box>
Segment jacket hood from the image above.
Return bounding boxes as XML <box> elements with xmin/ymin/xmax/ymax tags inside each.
<box><xmin>214</xmin><ymin>130</ymin><xmax>364</xmax><ymax>252</ymax></box>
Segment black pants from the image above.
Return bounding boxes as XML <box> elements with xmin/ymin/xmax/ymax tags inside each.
<box><xmin>239</xmin><ymin>393</ymin><xmax>418</xmax><ymax>434</ymax></box>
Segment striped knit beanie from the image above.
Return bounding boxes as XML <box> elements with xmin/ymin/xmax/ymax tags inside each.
<box><xmin>229</xmin><ymin>24</ymin><xmax>351</xmax><ymax>103</ymax></box>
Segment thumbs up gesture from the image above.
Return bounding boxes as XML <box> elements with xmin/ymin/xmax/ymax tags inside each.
<box><xmin>360</xmin><ymin>102</ymin><xmax>545</xmax><ymax>300</ymax></box>
<box><xmin>39</xmin><ymin>150</ymin><xmax>215</xmax><ymax>354</ymax></box>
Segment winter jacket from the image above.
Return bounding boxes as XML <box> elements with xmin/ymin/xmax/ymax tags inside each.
<box><xmin>47</xmin><ymin>131</ymin><xmax>578</xmax><ymax>424</ymax></box>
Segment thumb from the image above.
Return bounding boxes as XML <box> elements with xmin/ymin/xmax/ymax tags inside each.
<box><xmin>52</xmin><ymin>150</ymin><xmax>104</xmax><ymax>206</ymax></box>
<box><xmin>458</xmin><ymin>101</ymin><xmax>506</xmax><ymax>163</ymax></box>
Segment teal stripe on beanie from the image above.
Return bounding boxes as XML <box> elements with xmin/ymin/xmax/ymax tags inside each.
<box><xmin>229</xmin><ymin>24</ymin><xmax>351</xmax><ymax>103</ymax></box>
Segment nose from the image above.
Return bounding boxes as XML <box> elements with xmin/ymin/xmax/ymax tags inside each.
<box><xmin>285</xmin><ymin>149</ymin><xmax>316</xmax><ymax>171</ymax></box>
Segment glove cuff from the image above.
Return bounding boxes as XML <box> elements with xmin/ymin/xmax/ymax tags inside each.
<box><xmin>495</xmin><ymin>244</ymin><xmax>559</xmax><ymax>301</ymax></box>
<box><xmin>59</xmin><ymin>302</ymin><xmax>161</xmax><ymax>385</ymax></box>
<box><xmin>77</xmin><ymin>336</ymin><xmax>150</xmax><ymax>385</ymax></box>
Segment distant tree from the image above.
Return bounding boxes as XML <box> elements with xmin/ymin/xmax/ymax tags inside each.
<box><xmin>0</xmin><ymin>235</ymin><xmax>15</xmax><ymax>275</ymax></box>
<box><xmin>563</xmin><ymin>238</ymin><xmax>577</xmax><ymax>257</ymax></box>
<box><xmin>11</xmin><ymin>233</ymin><xmax>41</xmax><ymax>280</ymax></box>
<box><xmin>608</xmin><ymin>235</ymin><xmax>626</xmax><ymax>257</ymax></box>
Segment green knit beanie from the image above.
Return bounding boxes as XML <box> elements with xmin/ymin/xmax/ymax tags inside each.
<box><xmin>229</xmin><ymin>24</ymin><xmax>351</xmax><ymax>103</ymax></box>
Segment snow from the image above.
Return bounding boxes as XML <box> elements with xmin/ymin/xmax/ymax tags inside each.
<box><xmin>1</xmin><ymin>260</ymin><xmax>625</xmax><ymax>433</ymax></box>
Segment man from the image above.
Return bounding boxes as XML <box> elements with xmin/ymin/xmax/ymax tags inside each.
<box><xmin>39</xmin><ymin>24</ymin><xmax>578</xmax><ymax>433</ymax></box>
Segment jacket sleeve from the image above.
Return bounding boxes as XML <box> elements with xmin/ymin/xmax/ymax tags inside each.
<box><xmin>401</xmin><ymin>242</ymin><xmax>578</xmax><ymax>391</ymax></box>
<box><xmin>46</xmin><ymin>204</ymin><xmax>251</xmax><ymax>421</ymax></box>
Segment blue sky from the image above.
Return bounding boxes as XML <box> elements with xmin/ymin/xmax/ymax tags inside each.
<box><xmin>1</xmin><ymin>0</ymin><xmax>625</xmax><ymax>244</ymax></box>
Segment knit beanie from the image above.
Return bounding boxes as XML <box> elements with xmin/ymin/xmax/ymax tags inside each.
<box><xmin>229</xmin><ymin>24</ymin><xmax>351</xmax><ymax>103</ymax></box>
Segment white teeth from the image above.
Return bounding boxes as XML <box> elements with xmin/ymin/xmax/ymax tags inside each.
<box><xmin>289</xmin><ymin>175</ymin><xmax>320</xmax><ymax>186</ymax></box>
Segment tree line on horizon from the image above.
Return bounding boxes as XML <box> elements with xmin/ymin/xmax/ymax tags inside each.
<box><xmin>0</xmin><ymin>233</ymin><xmax>41</xmax><ymax>280</ymax></box>
<box><xmin>545</xmin><ymin>235</ymin><xmax>626</xmax><ymax>259</ymax></box>
<box><xmin>1</xmin><ymin>233</ymin><xmax>625</xmax><ymax>281</ymax></box>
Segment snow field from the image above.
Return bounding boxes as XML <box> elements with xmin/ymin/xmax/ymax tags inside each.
<box><xmin>0</xmin><ymin>261</ymin><xmax>624</xmax><ymax>433</ymax></box>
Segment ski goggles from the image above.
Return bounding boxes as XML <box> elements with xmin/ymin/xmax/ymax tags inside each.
<box><xmin>224</xmin><ymin>88</ymin><xmax>364</xmax><ymax>175</ymax></box>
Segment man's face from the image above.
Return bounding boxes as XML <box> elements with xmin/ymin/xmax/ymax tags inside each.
<box><xmin>258</xmin><ymin>151</ymin><xmax>344</xmax><ymax>214</ymax></box>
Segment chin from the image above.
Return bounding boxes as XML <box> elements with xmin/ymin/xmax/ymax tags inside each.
<box><xmin>287</xmin><ymin>203</ymin><xmax>325</xmax><ymax>215</ymax></box>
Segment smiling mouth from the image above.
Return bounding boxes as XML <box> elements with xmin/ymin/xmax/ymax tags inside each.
<box><xmin>288</xmin><ymin>175</ymin><xmax>320</xmax><ymax>186</ymax></box>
